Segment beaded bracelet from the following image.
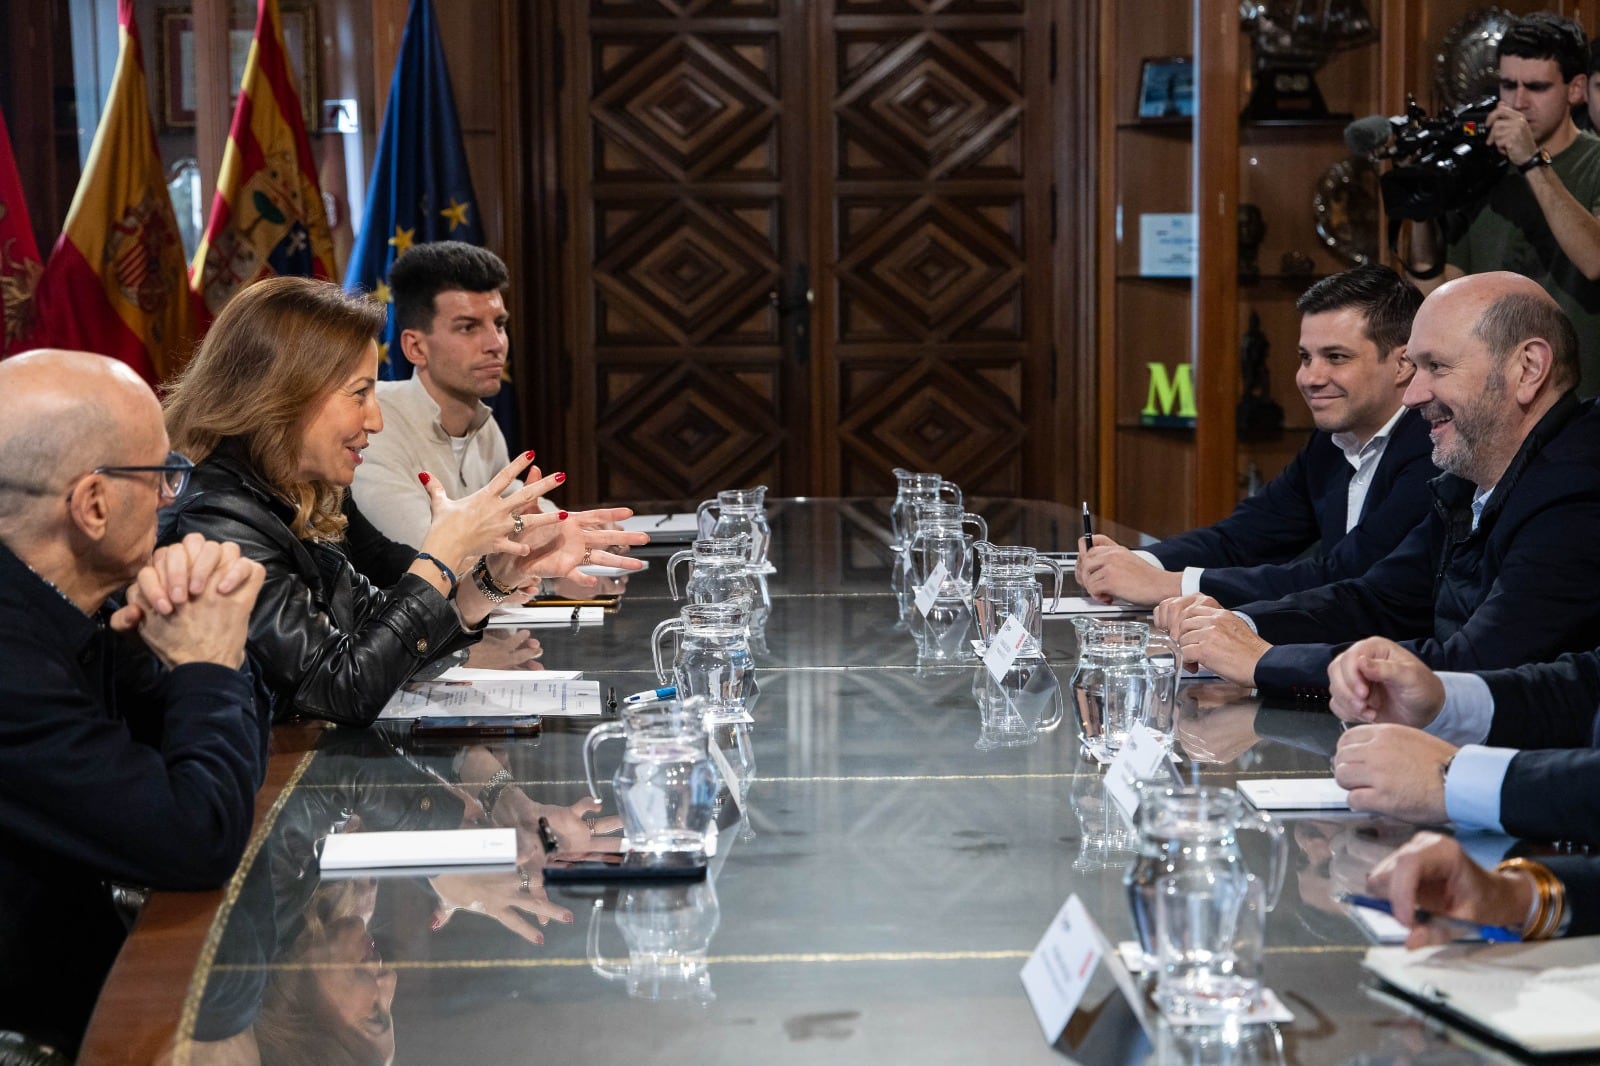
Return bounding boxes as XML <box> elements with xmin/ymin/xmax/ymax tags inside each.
<box><xmin>415</xmin><ymin>552</ymin><xmax>459</xmax><ymax>597</ymax></box>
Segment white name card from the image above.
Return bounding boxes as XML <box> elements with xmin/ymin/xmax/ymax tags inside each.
<box><xmin>1020</xmin><ymin>894</ymin><xmax>1106</xmax><ymax>1043</ymax></box>
<box><xmin>914</xmin><ymin>560</ymin><xmax>949</xmax><ymax>618</ymax></box>
<box><xmin>982</xmin><ymin>614</ymin><xmax>1031</xmax><ymax>681</ymax></box>
<box><xmin>1106</xmin><ymin>722</ymin><xmax>1175</xmax><ymax>820</ymax></box>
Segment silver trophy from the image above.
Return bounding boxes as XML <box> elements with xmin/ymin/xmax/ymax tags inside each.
<box><xmin>1240</xmin><ymin>0</ymin><xmax>1379</xmax><ymax>121</ymax></box>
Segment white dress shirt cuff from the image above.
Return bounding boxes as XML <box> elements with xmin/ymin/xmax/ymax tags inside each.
<box><xmin>1425</xmin><ymin>672</ymin><xmax>1495</xmax><ymax>746</ymax></box>
<box><xmin>1443</xmin><ymin>744</ymin><xmax>1515</xmax><ymax>834</ymax></box>
<box><xmin>1132</xmin><ymin>550</ymin><xmax>1163</xmax><ymax>568</ymax></box>
<box><xmin>1232</xmin><ymin>611</ymin><xmax>1259</xmax><ymax>635</ymax></box>
<box><xmin>1180</xmin><ymin>567</ymin><xmax>1205</xmax><ymax>596</ymax></box>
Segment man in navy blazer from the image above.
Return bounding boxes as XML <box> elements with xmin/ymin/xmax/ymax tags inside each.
<box><xmin>1168</xmin><ymin>273</ymin><xmax>1600</xmax><ymax>696</ymax></box>
<box><xmin>1079</xmin><ymin>265</ymin><xmax>1437</xmax><ymax>608</ymax></box>
<box><xmin>1326</xmin><ymin>634</ymin><xmax>1600</xmax><ymax>846</ymax></box>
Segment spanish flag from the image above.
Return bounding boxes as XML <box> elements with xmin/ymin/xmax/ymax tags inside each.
<box><xmin>24</xmin><ymin>0</ymin><xmax>195</xmax><ymax>383</ymax></box>
<box><xmin>192</xmin><ymin>0</ymin><xmax>335</xmax><ymax>316</ymax></box>
<box><xmin>0</xmin><ymin>107</ymin><xmax>41</xmax><ymax>357</ymax></box>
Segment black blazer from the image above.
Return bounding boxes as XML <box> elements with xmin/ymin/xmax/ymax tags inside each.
<box><xmin>1245</xmin><ymin>395</ymin><xmax>1600</xmax><ymax>694</ymax></box>
<box><xmin>1147</xmin><ymin>409</ymin><xmax>1437</xmax><ymax>606</ymax></box>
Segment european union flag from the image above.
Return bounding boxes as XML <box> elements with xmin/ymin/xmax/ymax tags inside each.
<box><xmin>343</xmin><ymin>0</ymin><xmax>518</xmax><ymax>444</ymax></box>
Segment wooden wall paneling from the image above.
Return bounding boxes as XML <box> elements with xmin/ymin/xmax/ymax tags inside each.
<box><xmin>0</xmin><ymin>0</ymin><xmax>76</xmax><ymax>247</ymax></box>
<box><xmin>190</xmin><ymin>0</ymin><xmax>234</xmax><ymax>206</ymax></box>
<box><xmin>1194</xmin><ymin>0</ymin><xmax>1241</xmax><ymax>527</ymax></box>
<box><xmin>1115</xmin><ymin>425</ymin><xmax>1196</xmax><ymax>538</ymax></box>
<box><xmin>822</xmin><ymin>0</ymin><xmax>1049</xmax><ymax>499</ymax></box>
<box><xmin>1097</xmin><ymin>1</ymin><xmax>1193</xmax><ymax>535</ymax></box>
<box><xmin>1060</xmin><ymin>0</ymin><xmax>1098</xmax><ymax>509</ymax></box>
<box><xmin>1092</xmin><ymin>0</ymin><xmax>1119</xmax><ymax>517</ymax></box>
<box><xmin>510</xmin><ymin>3</ymin><xmax>566</xmax><ymax>487</ymax></box>
<box><xmin>562</xmin><ymin>0</ymin><xmax>794</xmax><ymax>500</ymax></box>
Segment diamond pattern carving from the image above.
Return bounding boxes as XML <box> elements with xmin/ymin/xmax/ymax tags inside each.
<box><xmin>597</xmin><ymin>363</ymin><xmax>782</xmax><ymax>495</ymax></box>
<box><xmin>838</xmin><ymin>362</ymin><xmax>1023</xmax><ymax>478</ymax></box>
<box><xmin>837</xmin><ymin>32</ymin><xmax>1021</xmax><ymax>179</ymax></box>
<box><xmin>593</xmin><ymin>199</ymin><xmax>780</xmax><ymax>344</ymax></box>
<box><xmin>593</xmin><ymin>35</ymin><xmax>778</xmax><ymax>181</ymax></box>
<box><xmin>837</xmin><ymin>198</ymin><xmax>1023</xmax><ymax>338</ymax></box>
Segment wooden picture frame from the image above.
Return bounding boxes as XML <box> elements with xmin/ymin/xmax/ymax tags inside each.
<box><xmin>1137</xmin><ymin>56</ymin><xmax>1195</xmax><ymax>121</ymax></box>
<box><xmin>157</xmin><ymin>1</ymin><xmax>318</xmax><ymax>132</ymax></box>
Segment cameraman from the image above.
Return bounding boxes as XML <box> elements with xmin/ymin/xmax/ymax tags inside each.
<box><xmin>1407</xmin><ymin>13</ymin><xmax>1600</xmax><ymax>396</ymax></box>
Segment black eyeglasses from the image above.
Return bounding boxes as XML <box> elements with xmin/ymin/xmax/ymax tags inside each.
<box><xmin>71</xmin><ymin>451</ymin><xmax>195</xmax><ymax>502</ymax></box>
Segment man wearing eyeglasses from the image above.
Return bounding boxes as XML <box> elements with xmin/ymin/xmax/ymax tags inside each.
<box><xmin>0</xmin><ymin>350</ymin><xmax>267</xmax><ymax>1056</ymax></box>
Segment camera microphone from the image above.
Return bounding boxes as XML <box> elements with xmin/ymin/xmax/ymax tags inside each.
<box><xmin>1344</xmin><ymin>113</ymin><xmax>1394</xmax><ymax>157</ymax></box>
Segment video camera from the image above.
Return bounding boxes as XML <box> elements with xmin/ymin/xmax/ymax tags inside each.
<box><xmin>1367</xmin><ymin>96</ymin><xmax>1505</xmax><ymax>222</ymax></box>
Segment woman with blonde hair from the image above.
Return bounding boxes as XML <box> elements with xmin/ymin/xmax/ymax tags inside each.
<box><xmin>161</xmin><ymin>276</ymin><xmax>644</xmax><ymax>726</ymax></box>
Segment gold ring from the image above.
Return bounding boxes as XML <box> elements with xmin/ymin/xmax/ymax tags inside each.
<box><xmin>581</xmin><ymin>547</ymin><xmax>593</xmax><ymax>566</ymax></box>
<box><xmin>512</xmin><ymin>513</ymin><xmax>525</xmax><ymax>534</ymax></box>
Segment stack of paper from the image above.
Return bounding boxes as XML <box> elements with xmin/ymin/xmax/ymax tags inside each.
<box><xmin>320</xmin><ymin>828</ymin><xmax>517</xmax><ymax>873</ymax></box>
<box><xmin>488</xmin><ymin>605</ymin><xmax>605</xmax><ymax>626</ymax></box>
<box><xmin>436</xmin><ymin>666</ymin><xmax>583</xmax><ymax>682</ymax></box>
<box><xmin>378</xmin><ymin>678</ymin><xmax>603</xmax><ymax>720</ymax></box>
<box><xmin>1237</xmin><ymin>777</ymin><xmax>1350</xmax><ymax>811</ymax></box>
<box><xmin>620</xmin><ymin>513</ymin><xmax>699</xmax><ymax>542</ymax></box>
<box><xmin>1044</xmin><ymin>596</ymin><xmax>1141</xmax><ymax>617</ymax></box>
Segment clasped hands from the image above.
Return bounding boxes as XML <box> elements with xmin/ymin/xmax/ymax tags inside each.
<box><xmin>1151</xmin><ymin>593</ymin><xmax>1270</xmax><ymax>685</ymax></box>
<box><xmin>1325</xmin><ymin>636</ymin><xmax>1456</xmax><ymax>825</ymax></box>
<box><xmin>112</xmin><ymin>531</ymin><xmax>265</xmax><ymax>670</ymax></box>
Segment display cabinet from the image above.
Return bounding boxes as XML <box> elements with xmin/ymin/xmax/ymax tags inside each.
<box><xmin>1094</xmin><ymin>0</ymin><xmax>1595</xmax><ymax>538</ymax></box>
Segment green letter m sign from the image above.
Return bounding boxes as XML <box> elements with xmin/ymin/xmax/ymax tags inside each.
<box><xmin>1140</xmin><ymin>362</ymin><xmax>1197</xmax><ymax>428</ymax></box>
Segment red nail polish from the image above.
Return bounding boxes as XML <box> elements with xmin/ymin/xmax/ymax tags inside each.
<box><xmin>418</xmin><ymin>472</ymin><xmax>430</xmax><ymax>485</ymax></box>
<box><xmin>554</xmin><ymin>472</ymin><xmax>566</xmax><ymax>484</ymax></box>
<box><xmin>525</xmin><ymin>450</ymin><xmax>535</xmax><ymax>461</ymax></box>
<box><xmin>558</xmin><ymin>511</ymin><xmax>569</xmax><ymax>520</ymax></box>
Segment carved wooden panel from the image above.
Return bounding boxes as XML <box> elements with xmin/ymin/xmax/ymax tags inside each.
<box><xmin>562</xmin><ymin>0</ymin><xmax>1054</xmax><ymax>499</ymax></box>
<box><xmin>824</xmin><ymin>5</ymin><xmax>1050</xmax><ymax>496</ymax></box>
<box><xmin>569</xmin><ymin>6</ymin><xmax>795</xmax><ymax>499</ymax></box>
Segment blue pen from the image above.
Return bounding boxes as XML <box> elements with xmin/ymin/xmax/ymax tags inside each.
<box><xmin>623</xmin><ymin>685</ymin><xmax>677</xmax><ymax>705</ymax></box>
<box><xmin>1338</xmin><ymin>892</ymin><xmax>1521</xmax><ymax>942</ymax></box>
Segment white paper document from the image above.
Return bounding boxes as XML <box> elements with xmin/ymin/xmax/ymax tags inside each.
<box><xmin>377</xmin><ymin>679</ymin><xmax>603</xmax><ymax>720</ymax></box>
<box><xmin>1043</xmin><ymin>596</ymin><xmax>1140</xmax><ymax>617</ymax></box>
<box><xmin>488</xmin><ymin>605</ymin><xmax>605</xmax><ymax>626</ymax></box>
<box><xmin>1364</xmin><ymin>938</ymin><xmax>1600</xmax><ymax>1054</ymax></box>
<box><xmin>320</xmin><ymin>828</ymin><xmax>517</xmax><ymax>871</ymax></box>
<box><xmin>620</xmin><ymin>513</ymin><xmax>699</xmax><ymax>541</ymax></box>
<box><xmin>1237</xmin><ymin>777</ymin><xmax>1350</xmax><ymax>811</ymax></box>
<box><xmin>435</xmin><ymin>666</ymin><xmax>584</xmax><ymax>683</ymax></box>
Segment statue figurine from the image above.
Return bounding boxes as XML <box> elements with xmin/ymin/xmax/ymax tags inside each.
<box><xmin>1237</xmin><ymin>311</ymin><xmax>1285</xmax><ymax>439</ymax></box>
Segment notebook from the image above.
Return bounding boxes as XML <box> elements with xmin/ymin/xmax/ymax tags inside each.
<box><xmin>1363</xmin><ymin>938</ymin><xmax>1600</xmax><ymax>1054</ymax></box>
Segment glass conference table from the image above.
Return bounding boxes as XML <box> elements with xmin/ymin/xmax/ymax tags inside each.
<box><xmin>82</xmin><ymin>498</ymin><xmax>1545</xmax><ymax>1064</ymax></box>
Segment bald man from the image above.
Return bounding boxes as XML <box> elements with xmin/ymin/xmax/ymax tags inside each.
<box><xmin>0</xmin><ymin>351</ymin><xmax>265</xmax><ymax>1055</ymax></box>
<box><xmin>1163</xmin><ymin>272</ymin><xmax>1600</xmax><ymax>694</ymax></box>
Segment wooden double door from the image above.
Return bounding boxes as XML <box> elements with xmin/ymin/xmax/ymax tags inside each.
<box><xmin>549</xmin><ymin>0</ymin><xmax>1074</xmax><ymax>501</ymax></box>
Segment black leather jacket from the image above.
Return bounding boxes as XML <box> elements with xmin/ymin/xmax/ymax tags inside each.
<box><xmin>159</xmin><ymin>440</ymin><xmax>480</xmax><ymax>726</ymax></box>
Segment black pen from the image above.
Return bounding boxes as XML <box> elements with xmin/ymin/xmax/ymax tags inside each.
<box><xmin>1081</xmin><ymin>501</ymin><xmax>1094</xmax><ymax>549</ymax></box>
<box><xmin>537</xmin><ymin>816</ymin><xmax>560</xmax><ymax>855</ymax></box>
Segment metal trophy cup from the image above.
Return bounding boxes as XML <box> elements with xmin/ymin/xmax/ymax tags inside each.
<box><xmin>1240</xmin><ymin>0</ymin><xmax>1378</xmax><ymax>122</ymax></box>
